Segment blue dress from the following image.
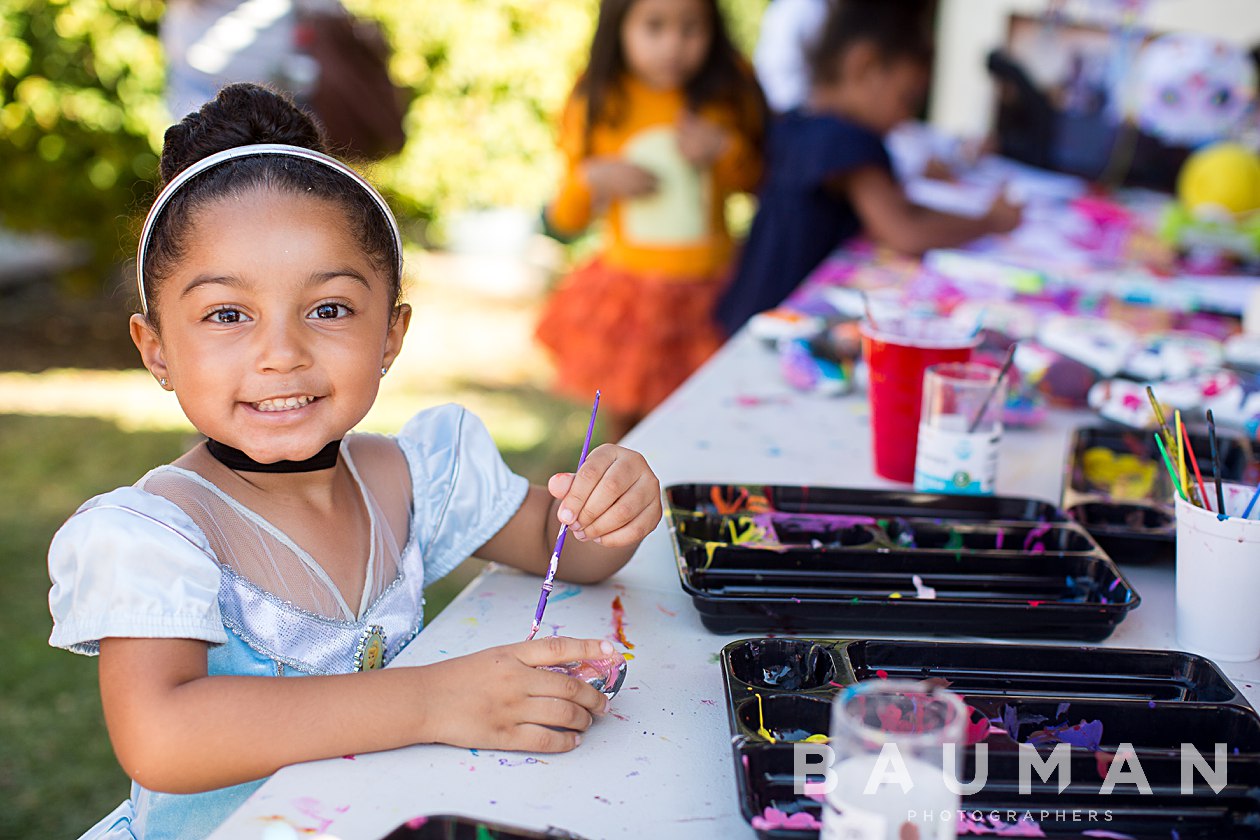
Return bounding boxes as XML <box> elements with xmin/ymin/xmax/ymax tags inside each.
<box><xmin>716</xmin><ymin>110</ymin><xmax>892</xmax><ymax>334</ymax></box>
<box><xmin>47</xmin><ymin>405</ymin><xmax>529</xmax><ymax>840</ymax></box>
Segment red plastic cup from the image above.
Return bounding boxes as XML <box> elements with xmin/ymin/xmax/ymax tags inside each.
<box><xmin>861</xmin><ymin>323</ymin><xmax>978</xmax><ymax>483</ymax></box>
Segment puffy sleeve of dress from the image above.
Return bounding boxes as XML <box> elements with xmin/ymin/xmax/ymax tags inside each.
<box><xmin>396</xmin><ymin>404</ymin><xmax>530</xmax><ymax>589</ymax></box>
<box><xmin>48</xmin><ymin>486</ymin><xmax>227</xmax><ymax>656</ymax></box>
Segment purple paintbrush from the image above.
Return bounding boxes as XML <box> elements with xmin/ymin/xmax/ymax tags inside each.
<box><xmin>527</xmin><ymin>390</ymin><xmax>601</xmax><ymax>640</ymax></box>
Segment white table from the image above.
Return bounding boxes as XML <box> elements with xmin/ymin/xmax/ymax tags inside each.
<box><xmin>211</xmin><ymin>332</ymin><xmax>1260</xmax><ymax>840</ymax></box>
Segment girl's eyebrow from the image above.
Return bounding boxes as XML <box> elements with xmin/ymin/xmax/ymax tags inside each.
<box><xmin>179</xmin><ymin>269</ymin><xmax>370</xmax><ymax>299</ymax></box>
<box><xmin>181</xmin><ymin>273</ymin><xmax>245</xmax><ymax>299</ymax></box>
<box><xmin>308</xmin><ymin>269</ymin><xmax>371</xmax><ymax>290</ymax></box>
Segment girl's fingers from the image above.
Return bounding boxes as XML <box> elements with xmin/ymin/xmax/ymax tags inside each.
<box><xmin>522</xmin><ymin>697</ymin><xmax>595</xmax><ymax>733</ymax></box>
<box><xmin>587</xmin><ymin>500</ymin><xmax>662</xmax><ymax>548</ymax></box>
<box><xmin>510</xmin><ymin>723</ymin><xmax>584</xmax><ymax>754</ymax></box>
<box><xmin>556</xmin><ymin>444</ymin><xmax>617</xmax><ymax>527</ymax></box>
<box><xmin>547</xmin><ymin>472</ymin><xmax>575</xmax><ymax>500</ymax></box>
<box><xmin>527</xmin><ymin>666</ymin><xmax>608</xmax><ymax>716</ymax></box>
<box><xmin>575</xmin><ymin>472</ymin><xmax>659</xmax><ymax>542</ymax></box>
<box><xmin>570</xmin><ymin>455</ymin><xmax>639</xmax><ymax>533</ymax></box>
<box><xmin>515</xmin><ymin>636</ymin><xmax>616</xmax><ymax>669</ymax></box>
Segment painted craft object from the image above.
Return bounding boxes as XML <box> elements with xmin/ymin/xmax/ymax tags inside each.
<box><xmin>664</xmin><ymin>484</ymin><xmax>1139</xmax><ymax>641</ymax></box>
<box><xmin>1062</xmin><ymin>424</ymin><xmax>1254</xmax><ymax>563</ymax></box>
<box><xmin>721</xmin><ymin>637</ymin><xmax>1260</xmax><ymax>839</ymax></box>
<box><xmin>538</xmin><ymin>657</ymin><xmax>627</xmax><ymax>700</ymax></box>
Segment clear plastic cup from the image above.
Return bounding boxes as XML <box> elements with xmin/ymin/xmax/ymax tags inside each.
<box><xmin>821</xmin><ymin>680</ymin><xmax>966</xmax><ymax>840</ymax></box>
<box><xmin>913</xmin><ymin>363</ymin><xmax>1006</xmax><ymax>496</ymax></box>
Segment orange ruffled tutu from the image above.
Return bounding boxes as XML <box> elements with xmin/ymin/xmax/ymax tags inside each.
<box><xmin>536</xmin><ymin>257</ymin><xmax>727</xmax><ymax>417</ymax></box>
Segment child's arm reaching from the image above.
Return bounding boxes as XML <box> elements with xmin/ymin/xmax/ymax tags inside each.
<box><xmin>844</xmin><ymin>165</ymin><xmax>1022</xmax><ymax>256</ymax></box>
<box><xmin>475</xmin><ymin>443</ymin><xmax>662</xmax><ymax>584</ymax></box>
<box><xmin>98</xmin><ymin>634</ymin><xmax>615</xmax><ymax>794</ymax></box>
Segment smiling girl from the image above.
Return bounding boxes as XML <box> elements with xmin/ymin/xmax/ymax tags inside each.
<box><xmin>47</xmin><ymin>83</ymin><xmax>662</xmax><ymax>840</ymax></box>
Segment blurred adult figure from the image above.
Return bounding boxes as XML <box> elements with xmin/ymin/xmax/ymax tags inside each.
<box><xmin>754</xmin><ymin>0</ymin><xmax>832</xmax><ymax>113</ymax></box>
<box><xmin>161</xmin><ymin>0</ymin><xmax>318</xmax><ymax>119</ymax></box>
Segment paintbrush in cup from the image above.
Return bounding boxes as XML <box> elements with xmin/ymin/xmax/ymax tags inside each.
<box><xmin>1154</xmin><ymin>433</ymin><xmax>1188</xmax><ymax>502</ymax></box>
<box><xmin>966</xmin><ymin>343</ymin><xmax>1017</xmax><ymax>434</ymax></box>
<box><xmin>1145</xmin><ymin>386</ymin><xmax>1177</xmax><ymax>456</ymax></box>
<box><xmin>1180</xmin><ymin>419</ymin><xmax>1209</xmax><ymax>511</ymax></box>
<box><xmin>527</xmin><ymin>390</ymin><xmax>600</xmax><ymax>641</ymax></box>
<box><xmin>860</xmin><ymin>290</ymin><xmax>882</xmax><ymax>333</ymax></box>
<box><xmin>1207</xmin><ymin>409</ymin><xmax>1227</xmax><ymax>517</ymax></box>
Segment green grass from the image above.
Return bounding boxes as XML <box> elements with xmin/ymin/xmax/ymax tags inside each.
<box><xmin>0</xmin><ymin>391</ymin><xmax>585</xmax><ymax>838</ymax></box>
<box><xmin>0</xmin><ymin>415</ymin><xmax>190</xmax><ymax>840</ymax></box>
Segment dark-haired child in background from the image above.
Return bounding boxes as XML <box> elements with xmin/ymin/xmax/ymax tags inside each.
<box><xmin>536</xmin><ymin>0</ymin><xmax>766</xmax><ymax>440</ymax></box>
<box><xmin>716</xmin><ymin>0</ymin><xmax>1021</xmax><ymax>335</ymax></box>
<box><xmin>47</xmin><ymin>83</ymin><xmax>662</xmax><ymax>839</ymax></box>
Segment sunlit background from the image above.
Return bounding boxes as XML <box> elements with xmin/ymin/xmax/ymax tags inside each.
<box><xmin>4</xmin><ymin>1</ymin><xmax>1260</xmax><ymax>837</ymax></box>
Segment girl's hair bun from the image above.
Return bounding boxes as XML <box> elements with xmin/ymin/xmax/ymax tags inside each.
<box><xmin>159</xmin><ymin>83</ymin><xmax>327</xmax><ymax>185</ymax></box>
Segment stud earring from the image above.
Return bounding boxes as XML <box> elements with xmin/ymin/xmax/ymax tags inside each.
<box><xmin>381</xmin><ymin>366</ymin><xmax>388</xmax><ymax>377</ymax></box>
<box><xmin>159</xmin><ymin>378</ymin><xmax>168</xmax><ymax>388</ymax></box>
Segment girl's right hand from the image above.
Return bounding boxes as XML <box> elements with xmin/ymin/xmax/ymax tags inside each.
<box><xmin>984</xmin><ymin>193</ymin><xmax>1023</xmax><ymax>234</ymax></box>
<box><xmin>416</xmin><ymin>636</ymin><xmax>615</xmax><ymax>753</ymax></box>
<box><xmin>582</xmin><ymin>157</ymin><xmax>658</xmax><ymax>202</ymax></box>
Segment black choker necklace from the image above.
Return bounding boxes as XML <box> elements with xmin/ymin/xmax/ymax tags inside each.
<box><xmin>206</xmin><ymin>439</ymin><xmax>341</xmax><ymax>473</ymax></box>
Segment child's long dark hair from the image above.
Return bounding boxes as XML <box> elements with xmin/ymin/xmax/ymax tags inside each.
<box><xmin>578</xmin><ymin>0</ymin><xmax>765</xmax><ymax>147</ymax></box>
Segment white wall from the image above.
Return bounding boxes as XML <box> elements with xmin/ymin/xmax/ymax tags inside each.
<box><xmin>930</xmin><ymin>0</ymin><xmax>1260</xmax><ymax>137</ymax></box>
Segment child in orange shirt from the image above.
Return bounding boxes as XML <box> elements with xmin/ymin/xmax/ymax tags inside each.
<box><xmin>537</xmin><ymin>0</ymin><xmax>766</xmax><ymax>439</ymax></box>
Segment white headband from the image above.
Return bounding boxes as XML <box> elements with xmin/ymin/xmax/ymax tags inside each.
<box><xmin>135</xmin><ymin>143</ymin><xmax>403</xmax><ymax>315</ymax></box>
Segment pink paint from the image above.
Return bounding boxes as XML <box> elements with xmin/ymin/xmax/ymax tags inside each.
<box><xmin>875</xmin><ymin>669</ymin><xmax>889</xmax><ymax>679</ymax></box>
<box><xmin>1028</xmin><ymin>600</ymin><xmax>1043</xmax><ymax>608</ymax></box>
<box><xmin>1082</xmin><ymin>832</ymin><xmax>1136</xmax><ymax>839</ymax></box>
<box><xmin>290</xmin><ymin>797</ymin><xmax>346</xmax><ymax>833</ymax></box>
<box><xmin>341</xmin><ymin>754</ymin><xmax>356</xmax><ymax>760</ymax></box>
<box><xmin>750</xmin><ymin>807</ymin><xmax>822</xmax><ymax>831</ymax></box>
<box><xmin>957</xmin><ymin>812</ymin><xmax>1046</xmax><ymax>836</ymax></box>
<box><xmin>965</xmin><ymin>706</ymin><xmax>992</xmax><ymax>745</ymax></box>
<box><xmin>657</xmin><ymin>604</ymin><xmax>677</xmax><ymax>617</ymax></box>
<box><xmin>1095</xmin><ymin>749</ymin><xmax>1114</xmax><ymax>779</ymax></box>
<box><xmin>406</xmin><ymin>817</ymin><xmax>429</xmax><ymax>829</ymax></box>
<box><xmin>1023</xmin><ymin>523</ymin><xmax>1052</xmax><ymax>551</ymax></box>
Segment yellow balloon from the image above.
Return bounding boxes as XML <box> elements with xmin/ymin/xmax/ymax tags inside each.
<box><xmin>1177</xmin><ymin>142</ymin><xmax>1260</xmax><ymax>217</ymax></box>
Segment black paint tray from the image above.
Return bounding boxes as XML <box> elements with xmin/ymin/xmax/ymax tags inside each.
<box><xmin>1062</xmin><ymin>424</ymin><xmax>1253</xmax><ymax>563</ymax></box>
<box><xmin>721</xmin><ymin>638</ymin><xmax>1260</xmax><ymax>839</ymax></box>
<box><xmin>665</xmin><ymin>484</ymin><xmax>1139</xmax><ymax>641</ymax></box>
<box><xmin>381</xmin><ymin>815</ymin><xmax>585</xmax><ymax>840</ymax></box>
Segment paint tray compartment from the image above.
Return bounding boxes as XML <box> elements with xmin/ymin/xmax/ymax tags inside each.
<box><xmin>665</xmin><ymin>484</ymin><xmax>1139</xmax><ymax>641</ymax></box>
<box><xmin>1062</xmin><ymin>424</ymin><xmax>1253</xmax><ymax>563</ymax></box>
<box><xmin>382</xmin><ymin>815</ymin><xmax>586</xmax><ymax>839</ymax></box>
<box><xmin>721</xmin><ymin>638</ymin><xmax>1260</xmax><ymax>839</ymax></box>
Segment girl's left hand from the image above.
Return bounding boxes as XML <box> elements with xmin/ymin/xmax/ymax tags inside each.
<box><xmin>676</xmin><ymin>111</ymin><xmax>730</xmax><ymax>168</ymax></box>
<box><xmin>547</xmin><ymin>444</ymin><xmax>662</xmax><ymax>547</ymax></box>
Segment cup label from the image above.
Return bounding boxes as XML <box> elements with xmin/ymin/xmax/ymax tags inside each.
<box><xmin>913</xmin><ymin>424</ymin><xmax>1000</xmax><ymax>495</ymax></box>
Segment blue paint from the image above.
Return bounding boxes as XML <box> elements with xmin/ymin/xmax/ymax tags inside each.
<box><xmin>549</xmin><ymin>584</ymin><xmax>583</xmax><ymax>604</ymax></box>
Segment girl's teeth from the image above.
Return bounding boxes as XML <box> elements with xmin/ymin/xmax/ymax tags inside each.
<box><xmin>255</xmin><ymin>396</ymin><xmax>314</xmax><ymax>411</ymax></box>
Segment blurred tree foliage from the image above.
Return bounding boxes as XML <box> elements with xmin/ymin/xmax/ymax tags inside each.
<box><xmin>0</xmin><ymin>0</ymin><xmax>767</xmax><ymax>273</ymax></box>
<box><xmin>0</xmin><ymin>0</ymin><xmax>167</xmax><ymax>275</ymax></box>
